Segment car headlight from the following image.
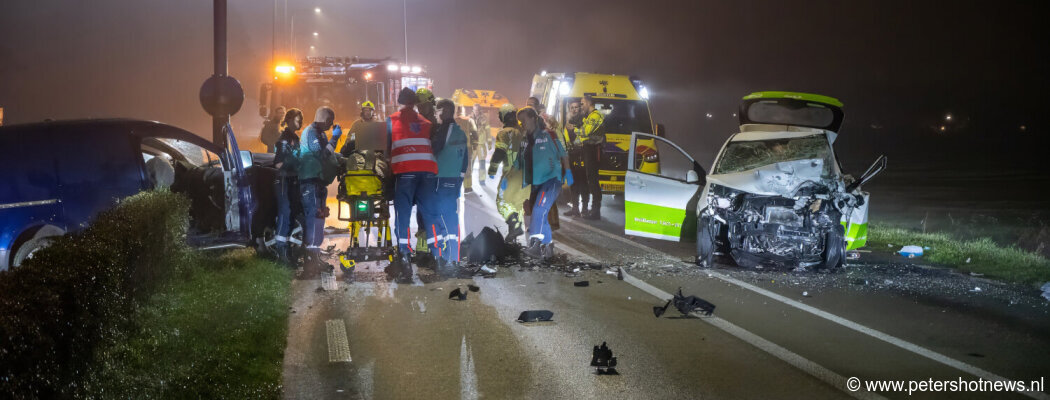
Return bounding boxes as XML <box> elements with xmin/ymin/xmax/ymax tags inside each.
<box><xmin>707</xmin><ymin>183</ymin><xmax>738</xmax><ymax>209</ymax></box>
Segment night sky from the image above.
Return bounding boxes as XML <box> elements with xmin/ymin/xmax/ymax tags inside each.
<box><xmin>1</xmin><ymin>0</ymin><xmax>1046</xmax><ymax>172</ymax></box>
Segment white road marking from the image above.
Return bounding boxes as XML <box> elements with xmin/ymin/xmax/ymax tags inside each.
<box><xmin>321</xmin><ymin>272</ymin><xmax>338</xmax><ymax>291</ymax></box>
<box><xmin>617</xmin><ymin>268</ymin><xmax>885</xmax><ymax>400</ymax></box>
<box><xmin>460</xmin><ymin>335</ymin><xmax>479</xmax><ymax>400</ymax></box>
<box><xmin>561</xmin><ymin>217</ymin><xmax>1050</xmax><ymax>400</ymax></box>
<box><xmin>325</xmin><ymin>319</ymin><xmax>352</xmax><ymax>363</ymax></box>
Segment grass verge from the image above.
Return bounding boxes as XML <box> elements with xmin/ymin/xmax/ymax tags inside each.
<box><xmin>86</xmin><ymin>248</ymin><xmax>292</xmax><ymax>398</ymax></box>
<box><xmin>868</xmin><ymin>223</ymin><xmax>1050</xmax><ymax>285</ymax></box>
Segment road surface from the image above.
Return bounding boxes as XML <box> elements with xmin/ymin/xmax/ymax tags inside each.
<box><xmin>281</xmin><ymin>169</ymin><xmax>1050</xmax><ymax>399</ymax></box>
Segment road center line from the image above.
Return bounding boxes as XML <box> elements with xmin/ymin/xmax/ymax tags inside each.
<box><xmin>560</xmin><ymin>218</ymin><xmax>1050</xmax><ymax>400</ymax></box>
<box><xmin>326</xmin><ymin>319</ymin><xmax>352</xmax><ymax>363</ymax></box>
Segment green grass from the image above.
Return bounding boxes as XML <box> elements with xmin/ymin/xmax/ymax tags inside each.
<box><xmin>86</xmin><ymin>249</ymin><xmax>292</xmax><ymax>398</ymax></box>
<box><xmin>868</xmin><ymin>223</ymin><xmax>1050</xmax><ymax>285</ymax></box>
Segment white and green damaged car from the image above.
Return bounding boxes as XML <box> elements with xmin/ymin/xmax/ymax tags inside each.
<box><xmin>623</xmin><ymin>91</ymin><xmax>886</xmax><ymax>269</ymax></box>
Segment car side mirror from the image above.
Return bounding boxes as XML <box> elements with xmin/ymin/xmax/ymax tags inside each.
<box><xmin>656</xmin><ymin>123</ymin><xmax>667</xmax><ymax>137</ymax></box>
<box><xmin>846</xmin><ymin>155</ymin><xmax>887</xmax><ymax>192</ymax></box>
<box><xmin>690</xmin><ymin>161</ymin><xmax>706</xmax><ymax>185</ymax></box>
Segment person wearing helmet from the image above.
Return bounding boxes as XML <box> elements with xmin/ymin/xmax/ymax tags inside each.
<box><xmin>464</xmin><ymin>104</ymin><xmax>492</xmax><ymax>191</ymax></box>
<box><xmin>489</xmin><ymin>104</ymin><xmax>527</xmax><ymax>241</ymax></box>
<box><xmin>340</xmin><ymin>100</ymin><xmax>387</xmax><ymax>156</ymax></box>
<box><xmin>415</xmin><ymin>88</ymin><xmax>437</xmax><ymax>127</ymax></box>
<box><xmin>389</xmin><ymin>87</ymin><xmax>437</xmax><ymax>280</ymax></box>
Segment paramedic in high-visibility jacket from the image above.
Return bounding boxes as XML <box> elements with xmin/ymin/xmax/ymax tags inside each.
<box><xmin>516</xmin><ymin>107</ymin><xmax>570</xmax><ymax>261</ymax></box>
<box><xmin>428</xmin><ymin>98</ymin><xmax>470</xmax><ymax>276</ymax></box>
<box><xmin>388</xmin><ymin>87</ymin><xmax>437</xmax><ymax>274</ymax></box>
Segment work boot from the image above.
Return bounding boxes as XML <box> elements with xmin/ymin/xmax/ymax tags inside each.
<box><xmin>583</xmin><ymin>208</ymin><xmax>601</xmax><ymax>220</ymax></box>
<box><xmin>275</xmin><ymin>242</ymin><xmax>290</xmax><ymax>266</ymax></box>
<box><xmin>541</xmin><ymin>243</ymin><xmax>555</xmax><ymax>261</ymax></box>
<box><xmin>563</xmin><ymin>205</ymin><xmax>580</xmax><ymax>217</ymax></box>
<box><xmin>436</xmin><ymin>258</ymin><xmax>460</xmax><ymax>278</ymax></box>
<box><xmin>523</xmin><ymin>238</ymin><xmax>543</xmax><ymax>259</ymax></box>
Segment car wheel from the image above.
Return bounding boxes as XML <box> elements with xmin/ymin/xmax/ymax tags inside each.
<box><xmin>695</xmin><ymin>215</ymin><xmax>717</xmax><ymax>267</ymax></box>
<box><xmin>820</xmin><ymin>224</ymin><xmax>846</xmax><ymax>270</ymax></box>
<box><xmin>12</xmin><ymin>236</ymin><xmax>54</xmax><ymax>268</ymax></box>
<box><xmin>258</xmin><ymin>220</ymin><xmax>304</xmax><ymax>255</ymax></box>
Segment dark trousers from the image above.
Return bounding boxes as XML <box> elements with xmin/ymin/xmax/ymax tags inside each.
<box><xmin>568</xmin><ymin>148</ymin><xmax>588</xmax><ymax>210</ymax></box>
<box><xmin>583</xmin><ymin>143</ymin><xmax>603</xmax><ymax>209</ymax></box>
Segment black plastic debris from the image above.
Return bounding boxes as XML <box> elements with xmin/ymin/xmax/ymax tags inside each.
<box><xmin>574</xmin><ymin>280</ymin><xmax>590</xmax><ymax>287</ymax></box>
<box><xmin>653</xmin><ymin>288</ymin><xmax>716</xmax><ymax>317</ymax></box>
<box><xmin>467</xmin><ymin>284</ymin><xmax>480</xmax><ymax>292</ymax></box>
<box><xmin>517</xmin><ymin>310</ymin><xmax>554</xmax><ymax>323</ymax></box>
<box><xmin>448</xmin><ymin>288</ymin><xmax>467</xmax><ymax>301</ymax></box>
<box><xmin>590</xmin><ymin>342</ymin><xmax>619</xmax><ymax>375</ymax></box>
<box><xmin>461</xmin><ymin>227</ymin><xmax>511</xmax><ymax>263</ymax></box>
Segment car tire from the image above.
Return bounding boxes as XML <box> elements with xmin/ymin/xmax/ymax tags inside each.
<box><xmin>695</xmin><ymin>215</ymin><xmax>717</xmax><ymax>267</ymax></box>
<box><xmin>12</xmin><ymin>236</ymin><xmax>54</xmax><ymax>268</ymax></box>
<box><xmin>820</xmin><ymin>224</ymin><xmax>846</xmax><ymax>270</ymax></box>
<box><xmin>257</xmin><ymin>220</ymin><xmax>304</xmax><ymax>257</ymax></box>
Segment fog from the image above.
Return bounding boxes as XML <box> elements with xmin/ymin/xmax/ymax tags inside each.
<box><xmin>2</xmin><ymin>0</ymin><xmax>1047</xmax><ymax>172</ymax></box>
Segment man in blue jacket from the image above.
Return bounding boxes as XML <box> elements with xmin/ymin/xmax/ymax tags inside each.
<box><xmin>516</xmin><ymin>107</ymin><xmax>570</xmax><ymax>261</ymax></box>
<box><xmin>427</xmin><ymin>98</ymin><xmax>470</xmax><ymax>276</ymax></box>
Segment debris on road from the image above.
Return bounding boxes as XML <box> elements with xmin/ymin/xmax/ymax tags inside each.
<box><xmin>1041</xmin><ymin>282</ymin><xmax>1050</xmax><ymax>301</ymax></box>
<box><xmin>449</xmin><ymin>288</ymin><xmax>468</xmax><ymax>300</ymax></box>
<box><xmin>574</xmin><ymin>280</ymin><xmax>590</xmax><ymax>287</ymax></box>
<box><xmin>653</xmin><ymin>288</ymin><xmax>716</xmax><ymax>317</ymax></box>
<box><xmin>517</xmin><ymin>310</ymin><xmax>554</xmax><ymax>323</ymax></box>
<box><xmin>970</xmin><ymin>287</ymin><xmax>982</xmax><ymax>293</ymax></box>
<box><xmin>590</xmin><ymin>342</ymin><xmax>619</xmax><ymax>375</ymax></box>
<box><xmin>461</xmin><ymin>227</ymin><xmax>514</xmax><ymax>263</ymax></box>
<box><xmin>467</xmin><ymin>284</ymin><xmax>480</xmax><ymax>292</ymax></box>
<box><xmin>899</xmin><ymin>245</ymin><xmax>924</xmax><ymax>258</ymax></box>
<box><xmin>802</xmin><ymin>291</ymin><xmax>810</xmax><ymax>297</ymax></box>
<box><xmin>846</xmin><ymin>251</ymin><xmax>861</xmax><ymax>260</ymax></box>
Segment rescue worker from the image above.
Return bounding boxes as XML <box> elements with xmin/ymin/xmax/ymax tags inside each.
<box><xmin>466</xmin><ymin>104</ymin><xmax>492</xmax><ymax>190</ymax></box>
<box><xmin>428</xmin><ymin>98</ymin><xmax>470</xmax><ymax>275</ymax></box>
<box><xmin>273</xmin><ymin>108</ymin><xmax>304</xmax><ymax>265</ymax></box>
<box><xmin>523</xmin><ymin>98</ymin><xmax>561</xmax><ymax>230</ymax></box>
<box><xmin>579</xmin><ymin>95</ymin><xmax>605</xmax><ymax>220</ymax></box>
<box><xmin>517</xmin><ymin>107</ymin><xmax>570</xmax><ymax>260</ymax></box>
<box><xmin>454</xmin><ymin>109</ymin><xmax>478</xmax><ymax>193</ymax></box>
<box><xmin>489</xmin><ymin>104</ymin><xmax>528</xmax><ymax>242</ymax></box>
<box><xmin>389</xmin><ymin>88</ymin><xmax>437</xmax><ymax>277</ymax></box>
<box><xmin>296</xmin><ymin>106</ymin><xmax>344</xmax><ymax>264</ymax></box>
<box><xmin>339</xmin><ymin>101</ymin><xmax>387</xmax><ymax>156</ymax></box>
<box><xmin>414</xmin><ymin>87</ymin><xmax>438</xmax><ymax>252</ymax></box>
<box><xmin>261</xmin><ymin>106</ymin><xmax>285</xmax><ymax>153</ymax></box>
<box><xmin>562</xmin><ymin>100</ymin><xmax>589</xmax><ymax>217</ymax></box>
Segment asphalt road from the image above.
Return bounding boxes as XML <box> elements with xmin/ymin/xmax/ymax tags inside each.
<box><xmin>281</xmin><ymin>171</ymin><xmax>1050</xmax><ymax>399</ymax></box>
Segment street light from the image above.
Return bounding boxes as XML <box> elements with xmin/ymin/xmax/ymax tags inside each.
<box><xmin>313</xmin><ymin>32</ymin><xmax>318</xmax><ymax>37</ymax></box>
<box><xmin>314</xmin><ymin>7</ymin><xmax>321</xmax><ymax>14</ymax></box>
<box><xmin>945</xmin><ymin>114</ymin><xmax>953</xmax><ymax>121</ymax></box>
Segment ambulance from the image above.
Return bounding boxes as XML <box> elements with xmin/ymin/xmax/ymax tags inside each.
<box><xmin>529</xmin><ymin>72</ymin><xmax>662</xmax><ymax>194</ymax></box>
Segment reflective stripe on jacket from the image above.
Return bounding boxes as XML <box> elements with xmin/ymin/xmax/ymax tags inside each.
<box><xmin>389</xmin><ymin>108</ymin><xmax>437</xmax><ymax>175</ymax></box>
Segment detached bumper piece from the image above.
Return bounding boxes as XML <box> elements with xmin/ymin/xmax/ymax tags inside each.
<box><xmin>653</xmin><ymin>288</ymin><xmax>716</xmax><ymax>318</ymax></box>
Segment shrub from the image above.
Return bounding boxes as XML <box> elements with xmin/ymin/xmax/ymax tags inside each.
<box><xmin>0</xmin><ymin>191</ymin><xmax>190</xmax><ymax>397</ymax></box>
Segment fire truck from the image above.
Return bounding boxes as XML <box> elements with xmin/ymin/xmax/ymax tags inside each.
<box><xmin>259</xmin><ymin>56</ymin><xmax>433</xmax><ymax>125</ymax></box>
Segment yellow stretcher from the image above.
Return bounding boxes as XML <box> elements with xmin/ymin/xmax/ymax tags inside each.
<box><xmin>336</xmin><ymin>151</ymin><xmax>394</xmax><ymax>270</ymax></box>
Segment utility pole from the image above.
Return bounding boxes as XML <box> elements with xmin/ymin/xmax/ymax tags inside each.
<box><xmin>403</xmin><ymin>0</ymin><xmax>408</xmax><ymax>64</ymax></box>
<box><xmin>213</xmin><ymin>0</ymin><xmax>228</xmax><ymax>146</ymax></box>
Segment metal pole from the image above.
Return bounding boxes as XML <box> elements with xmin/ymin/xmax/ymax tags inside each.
<box><xmin>290</xmin><ymin>16</ymin><xmax>295</xmax><ymax>61</ymax></box>
<box><xmin>271</xmin><ymin>0</ymin><xmax>275</xmax><ymax>67</ymax></box>
<box><xmin>213</xmin><ymin>0</ymin><xmax>228</xmax><ymax>146</ymax></box>
<box><xmin>403</xmin><ymin>0</ymin><xmax>408</xmax><ymax>64</ymax></box>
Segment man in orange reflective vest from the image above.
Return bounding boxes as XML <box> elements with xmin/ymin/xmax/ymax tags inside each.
<box><xmin>389</xmin><ymin>88</ymin><xmax>438</xmax><ymax>277</ymax></box>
